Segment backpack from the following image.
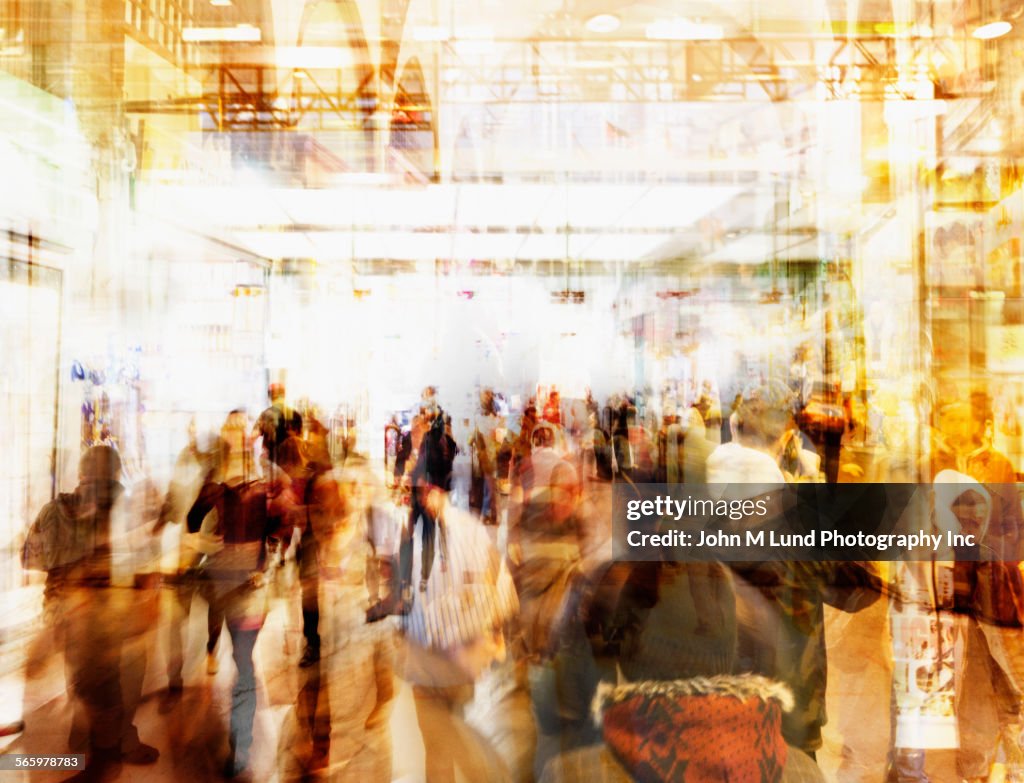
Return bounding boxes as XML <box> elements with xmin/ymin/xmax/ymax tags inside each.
<box><xmin>417</xmin><ymin>412</ymin><xmax>457</xmax><ymax>490</ymax></box>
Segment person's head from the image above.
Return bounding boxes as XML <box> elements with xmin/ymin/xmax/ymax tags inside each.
<box><xmin>479</xmin><ymin>387</ymin><xmax>495</xmax><ymax>414</ymax></box>
<box><xmin>531</xmin><ymin>421</ymin><xmax>556</xmax><ymax>450</ymax></box>
<box><xmin>220</xmin><ymin>409</ymin><xmax>250</xmax><ymax>481</ymax></box>
<box><xmin>547</xmin><ymin>461</ymin><xmax>580</xmax><ymax>524</ymax></box>
<box><xmin>970</xmin><ymin>391</ymin><xmax>993</xmax><ymax>442</ymax></box>
<box><xmin>934</xmin><ymin>470</ymin><xmax>991</xmax><ymax>542</ymax></box>
<box><xmin>79</xmin><ymin>444</ymin><xmax>122</xmax><ymax>486</ymax></box>
<box><xmin>421</xmin><ymin>386</ymin><xmax>438</xmax><ymax>414</ymax></box>
<box><xmin>734</xmin><ymin>381</ymin><xmax>795</xmax><ymax>453</ymax></box>
<box><xmin>268</xmin><ymin>383</ymin><xmax>286</xmax><ymax>404</ymax></box>
<box><xmin>78</xmin><ymin>445</ymin><xmax>123</xmax><ymax>510</ymax></box>
<box><xmin>937</xmin><ymin>400</ymin><xmax>973</xmax><ymax>450</ymax></box>
<box><xmin>951</xmin><ymin>488</ymin><xmax>989</xmax><ymax>540</ymax></box>
<box><xmin>582</xmin><ymin>561</ymin><xmax>737</xmax><ymax>681</ymax></box>
<box><xmin>337</xmin><ymin>457</ymin><xmax>371</xmax><ymax>513</ymax></box>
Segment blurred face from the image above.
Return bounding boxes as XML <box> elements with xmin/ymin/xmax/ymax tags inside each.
<box><xmin>222</xmin><ymin>417</ymin><xmax>247</xmax><ymax>453</ymax></box>
<box><xmin>951</xmin><ymin>489</ymin><xmax>988</xmax><ymax>539</ymax></box>
<box><xmin>939</xmin><ymin>403</ymin><xmax>972</xmax><ymax>449</ymax></box>
<box><xmin>532</xmin><ymin>427</ymin><xmax>554</xmax><ymax>449</ymax></box>
<box><xmin>549</xmin><ymin>466</ymin><xmax>578</xmax><ymax>523</ymax></box>
<box><xmin>79</xmin><ymin>446</ymin><xmax>121</xmax><ymax>494</ymax></box>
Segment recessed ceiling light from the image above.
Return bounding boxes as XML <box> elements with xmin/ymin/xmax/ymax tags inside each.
<box><xmin>585</xmin><ymin>13</ymin><xmax>620</xmax><ymax>34</ymax></box>
<box><xmin>972</xmin><ymin>21</ymin><xmax>1011</xmax><ymax>39</ymax></box>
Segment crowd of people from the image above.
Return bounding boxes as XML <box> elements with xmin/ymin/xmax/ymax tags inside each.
<box><xmin>15</xmin><ymin>374</ymin><xmax>1024</xmax><ymax>783</ymax></box>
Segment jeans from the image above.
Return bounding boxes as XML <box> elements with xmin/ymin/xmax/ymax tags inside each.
<box><xmin>481</xmin><ymin>474</ymin><xmax>495</xmax><ymax>522</ymax></box>
<box><xmin>298</xmin><ymin>526</ymin><xmax>321</xmax><ymax>649</ymax></box>
<box><xmin>399</xmin><ymin>499</ymin><xmax>439</xmax><ymax>592</ymax></box>
<box><xmin>228</xmin><ymin>626</ymin><xmax>260</xmax><ymax>759</ymax></box>
<box><xmin>167</xmin><ymin>573</ymin><xmax>224</xmax><ymax>688</ymax></box>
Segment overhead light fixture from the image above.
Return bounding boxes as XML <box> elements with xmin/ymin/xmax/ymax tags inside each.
<box><xmin>585</xmin><ymin>13</ymin><xmax>620</xmax><ymax>34</ymax></box>
<box><xmin>182</xmin><ymin>24</ymin><xmax>260</xmax><ymax>42</ymax></box>
<box><xmin>412</xmin><ymin>25</ymin><xmax>450</xmax><ymax>41</ymax></box>
<box><xmin>972</xmin><ymin>20</ymin><xmax>1012</xmax><ymax>39</ymax></box>
<box><xmin>646</xmin><ymin>18</ymin><xmax>723</xmax><ymax>40</ymax></box>
<box><xmin>209</xmin><ymin>0</ymin><xmax>233</xmax><ymax>6</ymax></box>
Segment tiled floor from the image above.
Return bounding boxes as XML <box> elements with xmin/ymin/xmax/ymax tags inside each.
<box><xmin>5</xmin><ymin>589</ymin><xmax>425</xmax><ymax>782</ymax></box>
<box><xmin>0</xmin><ymin>570</ymin><xmax>1006</xmax><ymax>783</ymax></box>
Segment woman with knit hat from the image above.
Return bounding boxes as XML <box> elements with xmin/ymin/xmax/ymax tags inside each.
<box><xmin>538</xmin><ymin>560</ymin><xmax>825</xmax><ymax>782</ymax></box>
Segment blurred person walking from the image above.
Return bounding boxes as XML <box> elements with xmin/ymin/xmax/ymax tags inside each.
<box><xmin>397</xmin><ymin>483</ymin><xmax>520</xmax><ymax>783</ymax></box>
<box><xmin>187</xmin><ymin>420</ymin><xmax>288</xmax><ymax>778</ymax></box>
<box><xmin>706</xmin><ymin>382</ymin><xmax>882</xmax><ymax>757</ymax></box>
<box><xmin>154</xmin><ymin>425</ymin><xmax>226</xmax><ymax>707</ymax></box>
<box><xmin>471</xmin><ymin>387</ymin><xmax>504</xmax><ymax>525</ymax></box>
<box><xmin>254</xmin><ymin>383</ymin><xmax>302</xmax><ymax>468</ymax></box>
<box><xmin>280</xmin><ymin>453</ymin><xmax>397</xmax><ymax>783</ymax></box>
<box><xmin>397</xmin><ymin>407</ymin><xmax>458</xmax><ymax>609</ymax></box>
<box><xmin>22</xmin><ymin>445</ymin><xmax>162</xmax><ymax>781</ymax></box>
<box><xmin>908</xmin><ymin>395</ymin><xmax>1024</xmax><ymax>782</ymax></box>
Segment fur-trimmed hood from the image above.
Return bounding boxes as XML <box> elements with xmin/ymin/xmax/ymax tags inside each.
<box><xmin>591</xmin><ymin>674</ymin><xmax>795</xmax><ymax>725</ymax></box>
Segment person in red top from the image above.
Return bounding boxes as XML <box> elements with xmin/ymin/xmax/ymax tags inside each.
<box><xmin>188</xmin><ymin>427</ymin><xmax>286</xmax><ymax>778</ymax></box>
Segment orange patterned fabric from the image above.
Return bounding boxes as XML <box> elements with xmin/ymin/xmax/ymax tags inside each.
<box><xmin>602</xmin><ymin>691</ymin><xmax>787</xmax><ymax>783</ymax></box>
